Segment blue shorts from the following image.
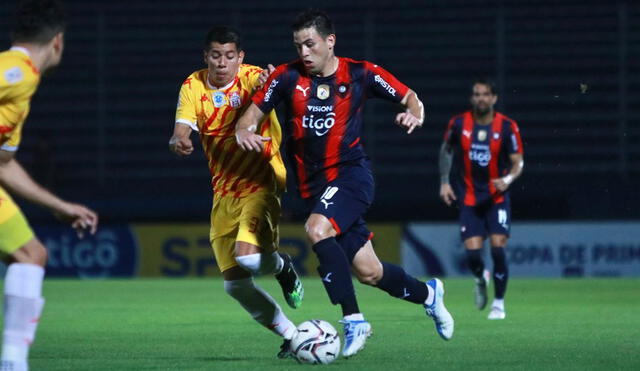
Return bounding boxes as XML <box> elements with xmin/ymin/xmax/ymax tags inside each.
<box><xmin>459</xmin><ymin>198</ymin><xmax>511</xmax><ymax>241</ymax></box>
<box><xmin>306</xmin><ymin>161</ymin><xmax>374</xmax><ymax>262</ymax></box>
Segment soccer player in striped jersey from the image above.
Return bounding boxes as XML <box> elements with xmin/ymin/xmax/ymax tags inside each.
<box><xmin>0</xmin><ymin>1</ymin><xmax>99</xmax><ymax>370</ymax></box>
<box><xmin>236</xmin><ymin>10</ymin><xmax>454</xmax><ymax>357</ymax></box>
<box><xmin>169</xmin><ymin>26</ymin><xmax>303</xmax><ymax>357</ymax></box>
<box><xmin>439</xmin><ymin>79</ymin><xmax>524</xmax><ymax>320</ymax></box>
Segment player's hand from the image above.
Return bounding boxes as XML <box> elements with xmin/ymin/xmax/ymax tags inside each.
<box><xmin>395</xmin><ymin>112</ymin><xmax>422</xmax><ymax>134</ymax></box>
<box><xmin>439</xmin><ymin>183</ymin><xmax>457</xmax><ymax>206</ymax></box>
<box><xmin>169</xmin><ymin>136</ymin><xmax>193</xmax><ymax>156</ymax></box>
<box><xmin>256</xmin><ymin>64</ymin><xmax>276</xmax><ymax>90</ymax></box>
<box><xmin>54</xmin><ymin>202</ymin><xmax>98</xmax><ymax>238</ymax></box>
<box><xmin>235</xmin><ymin>128</ymin><xmax>271</xmax><ymax>152</ymax></box>
<box><xmin>491</xmin><ymin>176</ymin><xmax>511</xmax><ymax>193</ymax></box>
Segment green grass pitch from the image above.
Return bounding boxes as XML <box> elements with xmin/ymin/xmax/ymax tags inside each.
<box><xmin>18</xmin><ymin>278</ymin><xmax>639</xmax><ymax>370</ymax></box>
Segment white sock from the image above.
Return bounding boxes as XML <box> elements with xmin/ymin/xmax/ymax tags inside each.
<box><xmin>492</xmin><ymin>298</ymin><xmax>505</xmax><ymax>310</ymax></box>
<box><xmin>224</xmin><ymin>278</ymin><xmax>296</xmax><ymax>339</ymax></box>
<box><xmin>343</xmin><ymin>313</ymin><xmax>364</xmax><ymax>321</ymax></box>
<box><xmin>425</xmin><ymin>284</ymin><xmax>435</xmax><ymax>306</ymax></box>
<box><xmin>235</xmin><ymin>253</ymin><xmax>284</xmax><ymax>276</ymax></box>
<box><xmin>2</xmin><ymin>263</ymin><xmax>45</xmax><ymax>363</ymax></box>
<box><xmin>271</xmin><ymin>253</ymin><xmax>284</xmax><ymax>275</ymax></box>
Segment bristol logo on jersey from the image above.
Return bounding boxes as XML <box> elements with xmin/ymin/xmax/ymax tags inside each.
<box><xmin>469</xmin><ymin>143</ymin><xmax>491</xmax><ymax>167</ymax></box>
<box><xmin>303</xmin><ymin>106</ymin><xmax>335</xmax><ymax>136</ymax></box>
<box><xmin>374</xmin><ymin>74</ymin><xmax>396</xmax><ymax>96</ymax></box>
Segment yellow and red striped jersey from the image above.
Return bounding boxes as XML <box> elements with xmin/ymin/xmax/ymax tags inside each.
<box><xmin>175</xmin><ymin>64</ymin><xmax>285</xmax><ymax>198</ymax></box>
<box><xmin>0</xmin><ymin>47</ymin><xmax>41</xmax><ymax>152</ymax></box>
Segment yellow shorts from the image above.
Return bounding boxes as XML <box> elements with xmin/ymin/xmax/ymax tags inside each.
<box><xmin>210</xmin><ymin>190</ymin><xmax>280</xmax><ymax>272</ymax></box>
<box><xmin>0</xmin><ymin>187</ymin><xmax>34</xmax><ymax>256</ymax></box>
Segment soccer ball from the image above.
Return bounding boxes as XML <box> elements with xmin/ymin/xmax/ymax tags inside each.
<box><xmin>290</xmin><ymin>319</ymin><xmax>341</xmax><ymax>364</ymax></box>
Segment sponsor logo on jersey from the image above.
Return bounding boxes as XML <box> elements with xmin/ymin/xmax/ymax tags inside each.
<box><xmin>374</xmin><ymin>74</ymin><xmax>396</xmax><ymax>96</ymax></box>
<box><xmin>264</xmin><ymin>79</ymin><xmax>279</xmax><ymax>102</ymax></box>
<box><xmin>3</xmin><ymin>67</ymin><xmax>23</xmax><ymax>84</ymax></box>
<box><xmin>307</xmin><ymin>105</ymin><xmax>333</xmax><ymax>112</ymax></box>
<box><xmin>469</xmin><ymin>143</ymin><xmax>491</xmax><ymax>167</ymax></box>
<box><xmin>302</xmin><ymin>113</ymin><xmax>336</xmax><ymax>136</ymax></box>
<box><xmin>462</xmin><ymin>130</ymin><xmax>472</xmax><ymax>138</ymax></box>
<box><xmin>296</xmin><ymin>85</ymin><xmax>310</xmax><ymax>97</ymax></box>
<box><xmin>317</xmin><ymin>84</ymin><xmax>331</xmax><ymax>100</ymax></box>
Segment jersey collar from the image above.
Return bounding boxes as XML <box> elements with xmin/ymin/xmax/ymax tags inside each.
<box><xmin>10</xmin><ymin>46</ymin><xmax>31</xmax><ymax>58</ymax></box>
<box><xmin>206</xmin><ymin>73</ymin><xmax>236</xmax><ymax>91</ymax></box>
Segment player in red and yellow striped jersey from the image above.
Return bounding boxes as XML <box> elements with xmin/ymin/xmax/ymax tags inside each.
<box><xmin>168</xmin><ymin>26</ymin><xmax>303</xmax><ymax>358</ymax></box>
<box><xmin>0</xmin><ymin>1</ymin><xmax>98</xmax><ymax>370</ymax></box>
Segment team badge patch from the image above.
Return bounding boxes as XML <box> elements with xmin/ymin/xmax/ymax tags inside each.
<box><xmin>3</xmin><ymin>67</ymin><xmax>23</xmax><ymax>84</ymax></box>
<box><xmin>228</xmin><ymin>91</ymin><xmax>242</xmax><ymax>108</ymax></box>
<box><xmin>337</xmin><ymin>84</ymin><xmax>349</xmax><ymax>97</ymax></box>
<box><xmin>317</xmin><ymin>84</ymin><xmax>330</xmax><ymax>100</ymax></box>
<box><xmin>478</xmin><ymin>130</ymin><xmax>487</xmax><ymax>141</ymax></box>
<box><xmin>493</xmin><ymin>133</ymin><xmax>500</xmax><ymax>140</ymax></box>
<box><xmin>212</xmin><ymin>91</ymin><xmax>226</xmax><ymax>108</ymax></box>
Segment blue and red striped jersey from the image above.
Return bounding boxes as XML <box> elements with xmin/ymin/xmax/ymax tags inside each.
<box><xmin>253</xmin><ymin>57</ymin><xmax>409</xmax><ymax>198</ymax></box>
<box><xmin>444</xmin><ymin>111</ymin><xmax>523</xmax><ymax>206</ymax></box>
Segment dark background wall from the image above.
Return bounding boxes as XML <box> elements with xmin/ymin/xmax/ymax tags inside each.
<box><xmin>1</xmin><ymin>0</ymin><xmax>638</xmax><ymax>223</ymax></box>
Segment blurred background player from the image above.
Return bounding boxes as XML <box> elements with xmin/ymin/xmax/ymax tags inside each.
<box><xmin>439</xmin><ymin>78</ymin><xmax>524</xmax><ymax>320</ymax></box>
<box><xmin>0</xmin><ymin>1</ymin><xmax>99</xmax><ymax>370</ymax></box>
<box><xmin>168</xmin><ymin>26</ymin><xmax>303</xmax><ymax>357</ymax></box>
<box><xmin>236</xmin><ymin>9</ymin><xmax>454</xmax><ymax>357</ymax></box>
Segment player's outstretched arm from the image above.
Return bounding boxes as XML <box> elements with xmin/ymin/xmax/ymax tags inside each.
<box><xmin>235</xmin><ymin>103</ymin><xmax>270</xmax><ymax>152</ymax></box>
<box><xmin>491</xmin><ymin>153</ymin><xmax>524</xmax><ymax>192</ymax></box>
<box><xmin>0</xmin><ymin>152</ymin><xmax>98</xmax><ymax>237</ymax></box>
<box><xmin>438</xmin><ymin>142</ymin><xmax>457</xmax><ymax>206</ymax></box>
<box><xmin>396</xmin><ymin>89</ymin><xmax>424</xmax><ymax>134</ymax></box>
<box><xmin>169</xmin><ymin>123</ymin><xmax>194</xmax><ymax>156</ymax></box>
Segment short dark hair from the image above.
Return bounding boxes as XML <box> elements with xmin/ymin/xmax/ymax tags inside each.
<box><xmin>472</xmin><ymin>78</ymin><xmax>497</xmax><ymax>95</ymax></box>
<box><xmin>11</xmin><ymin>0</ymin><xmax>67</xmax><ymax>44</ymax></box>
<box><xmin>291</xmin><ymin>9</ymin><xmax>335</xmax><ymax>38</ymax></box>
<box><xmin>204</xmin><ymin>26</ymin><xmax>242</xmax><ymax>51</ymax></box>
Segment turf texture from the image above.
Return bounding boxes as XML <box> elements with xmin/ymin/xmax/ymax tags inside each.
<box><xmin>15</xmin><ymin>278</ymin><xmax>640</xmax><ymax>370</ymax></box>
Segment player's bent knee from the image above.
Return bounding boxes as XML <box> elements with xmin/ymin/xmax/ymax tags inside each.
<box><xmin>12</xmin><ymin>238</ymin><xmax>48</xmax><ymax>267</ymax></box>
<box><xmin>305</xmin><ymin>226</ymin><xmax>336</xmax><ymax>244</ymax></box>
<box><xmin>354</xmin><ymin>265</ymin><xmax>383</xmax><ymax>286</ymax></box>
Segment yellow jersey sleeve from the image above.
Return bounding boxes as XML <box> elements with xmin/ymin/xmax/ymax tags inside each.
<box><xmin>175</xmin><ymin>74</ymin><xmax>199</xmax><ymax>132</ymax></box>
<box><xmin>0</xmin><ymin>49</ymin><xmax>40</xmax><ymax>152</ymax></box>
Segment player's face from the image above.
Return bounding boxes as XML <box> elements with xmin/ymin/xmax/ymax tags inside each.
<box><xmin>204</xmin><ymin>42</ymin><xmax>244</xmax><ymax>87</ymax></box>
<box><xmin>470</xmin><ymin>83</ymin><xmax>497</xmax><ymax>115</ymax></box>
<box><xmin>293</xmin><ymin>27</ymin><xmax>336</xmax><ymax>75</ymax></box>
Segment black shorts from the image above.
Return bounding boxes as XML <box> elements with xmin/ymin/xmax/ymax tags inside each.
<box><xmin>459</xmin><ymin>198</ymin><xmax>511</xmax><ymax>241</ymax></box>
<box><xmin>306</xmin><ymin>161</ymin><xmax>374</xmax><ymax>262</ymax></box>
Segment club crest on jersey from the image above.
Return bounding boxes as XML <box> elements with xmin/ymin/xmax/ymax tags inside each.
<box><xmin>228</xmin><ymin>91</ymin><xmax>242</xmax><ymax>108</ymax></box>
<box><xmin>317</xmin><ymin>84</ymin><xmax>330</xmax><ymax>100</ymax></box>
<box><xmin>4</xmin><ymin>67</ymin><xmax>23</xmax><ymax>84</ymax></box>
<box><xmin>478</xmin><ymin>130</ymin><xmax>487</xmax><ymax>141</ymax></box>
<box><xmin>212</xmin><ymin>91</ymin><xmax>226</xmax><ymax>108</ymax></box>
